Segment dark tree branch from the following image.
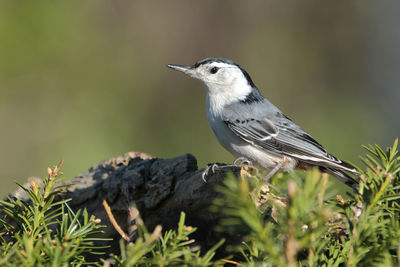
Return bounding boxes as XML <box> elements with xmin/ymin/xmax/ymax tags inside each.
<box><xmin>5</xmin><ymin>152</ymin><xmax>278</xmax><ymax>254</ymax></box>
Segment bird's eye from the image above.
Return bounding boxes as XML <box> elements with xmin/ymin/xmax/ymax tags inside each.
<box><xmin>210</xmin><ymin>67</ymin><xmax>219</xmax><ymax>74</ymax></box>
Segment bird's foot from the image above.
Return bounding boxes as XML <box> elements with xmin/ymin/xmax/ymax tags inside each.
<box><xmin>263</xmin><ymin>161</ymin><xmax>283</xmax><ymax>181</ymax></box>
<box><xmin>201</xmin><ymin>163</ymin><xmax>220</xmax><ymax>183</ymax></box>
<box><xmin>234</xmin><ymin>157</ymin><xmax>253</xmax><ymax>167</ymax></box>
<box><xmin>265</xmin><ymin>182</ymin><xmax>282</xmax><ymax>195</ymax></box>
<box><xmin>261</xmin><ymin>161</ymin><xmax>285</xmax><ymax>195</ymax></box>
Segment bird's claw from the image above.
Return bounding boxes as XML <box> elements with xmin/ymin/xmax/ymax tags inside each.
<box><xmin>201</xmin><ymin>163</ymin><xmax>219</xmax><ymax>182</ymax></box>
<box><xmin>234</xmin><ymin>157</ymin><xmax>253</xmax><ymax>166</ymax></box>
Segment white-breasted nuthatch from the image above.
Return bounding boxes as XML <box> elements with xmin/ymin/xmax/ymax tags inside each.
<box><xmin>168</xmin><ymin>58</ymin><xmax>358</xmax><ymax>187</ymax></box>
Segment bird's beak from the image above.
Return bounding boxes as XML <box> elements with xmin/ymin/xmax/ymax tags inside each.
<box><xmin>167</xmin><ymin>64</ymin><xmax>198</xmax><ymax>79</ymax></box>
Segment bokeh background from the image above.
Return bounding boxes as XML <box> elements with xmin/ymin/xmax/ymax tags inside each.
<box><xmin>1</xmin><ymin>1</ymin><xmax>399</xmax><ymax>196</ymax></box>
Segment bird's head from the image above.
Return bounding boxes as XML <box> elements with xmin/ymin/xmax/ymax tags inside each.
<box><xmin>167</xmin><ymin>58</ymin><xmax>256</xmax><ymax>99</ymax></box>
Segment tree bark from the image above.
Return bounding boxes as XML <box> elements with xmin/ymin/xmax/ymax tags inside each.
<box><xmin>8</xmin><ymin>152</ymin><xmax>255</xmax><ymax>253</ymax></box>
<box><xmin>5</xmin><ymin>151</ymin><xmax>289</xmax><ymax>257</ymax></box>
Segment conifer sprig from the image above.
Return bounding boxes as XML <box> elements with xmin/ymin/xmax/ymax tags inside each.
<box><xmin>1</xmin><ymin>140</ymin><xmax>399</xmax><ymax>266</ymax></box>
<box><xmin>0</xmin><ymin>160</ymin><xmax>107</xmax><ymax>266</ymax></box>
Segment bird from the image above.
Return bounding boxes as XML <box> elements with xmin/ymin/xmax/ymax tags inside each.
<box><xmin>167</xmin><ymin>57</ymin><xmax>359</xmax><ymax>188</ymax></box>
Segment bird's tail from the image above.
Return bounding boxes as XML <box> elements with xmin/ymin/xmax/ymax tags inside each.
<box><xmin>319</xmin><ymin>166</ymin><xmax>359</xmax><ymax>190</ymax></box>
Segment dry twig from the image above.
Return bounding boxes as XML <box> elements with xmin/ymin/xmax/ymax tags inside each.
<box><xmin>102</xmin><ymin>199</ymin><xmax>130</xmax><ymax>242</ymax></box>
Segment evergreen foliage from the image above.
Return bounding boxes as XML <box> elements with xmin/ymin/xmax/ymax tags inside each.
<box><xmin>0</xmin><ymin>140</ymin><xmax>399</xmax><ymax>266</ymax></box>
<box><xmin>109</xmin><ymin>212</ymin><xmax>225</xmax><ymax>266</ymax></box>
<box><xmin>0</xmin><ymin>160</ymin><xmax>108</xmax><ymax>266</ymax></box>
<box><xmin>214</xmin><ymin>139</ymin><xmax>400</xmax><ymax>266</ymax></box>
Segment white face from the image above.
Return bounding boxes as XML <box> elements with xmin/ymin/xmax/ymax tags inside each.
<box><xmin>193</xmin><ymin>62</ymin><xmax>244</xmax><ymax>87</ymax></box>
<box><xmin>168</xmin><ymin>60</ymin><xmax>253</xmax><ymax>98</ymax></box>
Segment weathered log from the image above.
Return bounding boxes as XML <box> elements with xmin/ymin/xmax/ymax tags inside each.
<box><xmin>5</xmin><ymin>152</ymin><xmax>282</xmax><ymax>255</ymax></box>
<box><xmin>68</xmin><ymin>152</ymin><xmax>241</xmax><ymax>249</ymax></box>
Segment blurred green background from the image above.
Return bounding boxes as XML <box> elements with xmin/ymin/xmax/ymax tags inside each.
<box><xmin>1</xmin><ymin>1</ymin><xmax>399</xmax><ymax>196</ymax></box>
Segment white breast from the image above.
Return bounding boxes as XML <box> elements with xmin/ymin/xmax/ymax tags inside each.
<box><xmin>205</xmin><ymin>94</ymin><xmax>297</xmax><ymax>171</ymax></box>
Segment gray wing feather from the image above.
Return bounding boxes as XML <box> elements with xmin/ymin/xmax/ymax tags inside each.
<box><xmin>222</xmin><ymin>100</ymin><xmax>357</xmax><ymax>173</ymax></box>
<box><xmin>228</xmin><ymin>118</ymin><xmax>277</xmax><ymax>141</ymax></box>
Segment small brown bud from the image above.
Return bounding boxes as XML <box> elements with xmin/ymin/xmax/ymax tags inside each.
<box><xmin>287</xmin><ymin>181</ymin><xmax>296</xmax><ymax>198</ymax></box>
<box><xmin>336</xmin><ymin>195</ymin><xmax>345</xmax><ymax>205</ymax></box>
<box><xmin>30</xmin><ymin>180</ymin><xmax>39</xmax><ymax>195</ymax></box>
